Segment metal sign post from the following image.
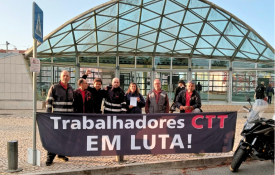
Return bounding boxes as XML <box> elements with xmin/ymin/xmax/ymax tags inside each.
<box><xmin>28</xmin><ymin>2</ymin><xmax>43</xmax><ymax>166</ymax></box>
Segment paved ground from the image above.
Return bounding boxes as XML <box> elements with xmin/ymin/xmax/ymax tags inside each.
<box><xmin>133</xmin><ymin>160</ymin><xmax>274</xmax><ymax>175</ymax></box>
<box><xmin>0</xmin><ymin>110</ymin><xmax>273</xmax><ymax>174</ymax></box>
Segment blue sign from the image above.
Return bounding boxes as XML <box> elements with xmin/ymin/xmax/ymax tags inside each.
<box><xmin>33</xmin><ymin>2</ymin><xmax>43</xmax><ymax>43</ymax></box>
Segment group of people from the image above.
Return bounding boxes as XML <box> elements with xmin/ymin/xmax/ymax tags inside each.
<box><xmin>255</xmin><ymin>81</ymin><xmax>274</xmax><ymax>104</ymax></box>
<box><xmin>45</xmin><ymin>70</ymin><xmax>202</xmax><ymax>166</ymax></box>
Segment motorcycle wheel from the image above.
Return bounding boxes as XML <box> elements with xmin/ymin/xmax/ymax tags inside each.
<box><xmin>230</xmin><ymin>148</ymin><xmax>246</xmax><ymax>172</ymax></box>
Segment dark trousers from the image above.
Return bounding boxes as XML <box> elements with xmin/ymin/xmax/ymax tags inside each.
<box><xmin>47</xmin><ymin>152</ymin><xmax>65</xmax><ymax>161</ymax></box>
<box><xmin>268</xmin><ymin>96</ymin><xmax>272</xmax><ymax>104</ymax></box>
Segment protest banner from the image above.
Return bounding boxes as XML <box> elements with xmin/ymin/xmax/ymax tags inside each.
<box><xmin>36</xmin><ymin>112</ymin><xmax>237</xmax><ymax>156</ymax></box>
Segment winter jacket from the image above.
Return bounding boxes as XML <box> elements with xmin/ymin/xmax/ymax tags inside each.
<box><xmin>176</xmin><ymin>90</ymin><xmax>201</xmax><ymax>113</ymax></box>
<box><xmin>255</xmin><ymin>84</ymin><xmax>266</xmax><ymax>99</ymax></box>
<box><xmin>125</xmin><ymin>92</ymin><xmax>145</xmax><ymax>113</ymax></box>
<box><xmin>73</xmin><ymin>89</ymin><xmax>94</xmax><ymax>113</ymax></box>
<box><xmin>145</xmin><ymin>90</ymin><xmax>169</xmax><ymax>114</ymax></box>
<box><xmin>173</xmin><ymin>86</ymin><xmax>185</xmax><ymax>103</ymax></box>
<box><xmin>82</xmin><ymin>74</ymin><xmax>107</xmax><ymax>113</ymax></box>
<box><xmin>104</xmin><ymin>86</ymin><xmax>127</xmax><ymax>114</ymax></box>
<box><xmin>266</xmin><ymin>87</ymin><xmax>274</xmax><ymax>96</ymax></box>
<box><xmin>46</xmin><ymin>81</ymin><xmax>74</xmax><ymax>113</ymax></box>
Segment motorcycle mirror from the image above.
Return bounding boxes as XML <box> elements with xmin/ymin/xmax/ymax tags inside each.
<box><xmin>245</xmin><ymin>96</ymin><xmax>251</xmax><ymax>102</ymax></box>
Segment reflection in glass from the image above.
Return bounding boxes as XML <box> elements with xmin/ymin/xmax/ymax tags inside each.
<box><xmin>99</xmin><ymin>56</ymin><xmax>116</xmax><ymax>67</ymax></box>
<box><xmin>136</xmin><ymin>71</ymin><xmax>151</xmax><ymax>99</ymax></box>
<box><xmin>211</xmin><ymin>60</ymin><xmax>229</xmax><ymax>69</ymax></box>
<box><xmin>155</xmin><ymin>57</ymin><xmax>171</xmax><ymax>69</ymax></box>
<box><xmin>209</xmin><ymin>72</ymin><xmax>228</xmax><ymax>101</ymax></box>
<box><xmin>232</xmin><ymin>71</ymin><xmax>256</xmax><ymax>102</ymax></box>
<box><xmin>53</xmin><ymin>57</ymin><xmax>76</xmax><ymax>63</ymax></box>
<box><xmin>120</xmin><ymin>71</ymin><xmax>134</xmax><ymax>92</ymax></box>
<box><xmin>98</xmin><ymin>69</ymin><xmax>115</xmax><ymax>87</ymax></box>
<box><xmin>192</xmin><ymin>72</ymin><xmax>209</xmax><ymax>101</ymax></box>
<box><xmin>80</xmin><ymin>68</ymin><xmax>99</xmax><ymax>86</ymax></box>
<box><xmin>233</xmin><ymin>61</ymin><xmax>255</xmax><ymax>68</ymax></box>
<box><xmin>79</xmin><ymin>57</ymin><xmax>97</xmax><ymax>66</ymax></box>
<box><xmin>257</xmin><ymin>64</ymin><xmax>274</xmax><ymax>68</ymax></box>
<box><xmin>191</xmin><ymin>58</ymin><xmax>209</xmax><ymax>69</ymax></box>
<box><xmin>136</xmin><ymin>57</ymin><xmax>152</xmax><ymax>68</ymax></box>
<box><xmin>172</xmin><ymin>58</ymin><xmax>188</xmax><ymax>69</ymax></box>
<box><xmin>119</xmin><ymin>56</ymin><xmax>135</xmax><ymax>68</ymax></box>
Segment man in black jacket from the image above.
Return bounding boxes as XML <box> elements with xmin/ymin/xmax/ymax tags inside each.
<box><xmin>82</xmin><ymin>70</ymin><xmax>106</xmax><ymax>113</ymax></box>
<box><xmin>170</xmin><ymin>80</ymin><xmax>185</xmax><ymax>113</ymax></box>
<box><xmin>255</xmin><ymin>81</ymin><xmax>266</xmax><ymax>99</ymax></box>
<box><xmin>45</xmin><ymin>70</ymin><xmax>73</xmax><ymax>166</ymax></box>
<box><xmin>176</xmin><ymin>80</ymin><xmax>202</xmax><ymax>113</ymax></box>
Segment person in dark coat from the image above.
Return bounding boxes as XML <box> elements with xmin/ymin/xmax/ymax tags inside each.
<box><xmin>125</xmin><ymin>82</ymin><xmax>145</xmax><ymax>113</ymax></box>
<box><xmin>170</xmin><ymin>80</ymin><xmax>185</xmax><ymax>113</ymax></box>
<box><xmin>255</xmin><ymin>81</ymin><xmax>266</xmax><ymax>99</ymax></box>
<box><xmin>195</xmin><ymin>82</ymin><xmax>202</xmax><ymax>94</ymax></box>
<box><xmin>266</xmin><ymin>83</ymin><xmax>274</xmax><ymax>104</ymax></box>
<box><xmin>82</xmin><ymin>70</ymin><xmax>106</xmax><ymax>114</ymax></box>
<box><xmin>73</xmin><ymin>78</ymin><xmax>94</xmax><ymax>113</ymax></box>
<box><xmin>176</xmin><ymin>80</ymin><xmax>202</xmax><ymax>113</ymax></box>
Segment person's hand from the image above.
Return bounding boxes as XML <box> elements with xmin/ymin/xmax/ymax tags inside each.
<box><xmin>180</xmin><ymin>106</ymin><xmax>185</xmax><ymax>110</ymax></box>
<box><xmin>137</xmin><ymin>97</ymin><xmax>140</xmax><ymax>102</ymax></box>
<box><xmin>85</xmin><ymin>70</ymin><xmax>91</xmax><ymax>75</ymax></box>
<box><xmin>129</xmin><ymin>105</ymin><xmax>134</xmax><ymax>109</ymax></box>
<box><xmin>169</xmin><ymin>111</ymin><xmax>173</xmax><ymax>113</ymax></box>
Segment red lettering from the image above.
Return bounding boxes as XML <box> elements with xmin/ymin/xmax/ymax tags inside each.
<box><xmin>217</xmin><ymin>115</ymin><xmax>228</xmax><ymax>128</ymax></box>
<box><xmin>192</xmin><ymin>115</ymin><xmax>204</xmax><ymax>129</ymax></box>
<box><xmin>206</xmin><ymin>115</ymin><xmax>216</xmax><ymax>128</ymax></box>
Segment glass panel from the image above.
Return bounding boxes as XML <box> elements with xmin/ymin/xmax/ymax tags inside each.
<box><xmin>37</xmin><ymin>41</ymin><xmax>50</xmax><ymax>52</ymax></box>
<box><xmin>172</xmin><ymin>58</ymin><xmax>188</xmax><ymax>69</ymax></box>
<box><xmin>51</xmin><ymin>25</ymin><xmax>72</xmax><ymax>37</ymax></box>
<box><xmin>184</xmin><ymin>22</ymin><xmax>203</xmax><ymax>34</ymax></box>
<box><xmin>39</xmin><ymin>58</ymin><xmax>51</xmax><ymax>63</ymax></box>
<box><xmin>120</xmin><ymin>71</ymin><xmax>135</xmax><ymax>92</ymax></box>
<box><xmin>136</xmin><ymin>71</ymin><xmax>151</xmax><ymax>99</ymax></box>
<box><xmin>155</xmin><ymin>72</ymin><xmax>172</xmax><ymax>100</ymax></box>
<box><xmin>136</xmin><ymin>56</ymin><xmax>152</xmax><ymax>68</ymax></box>
<box><xmin>262</xmin><ymin>48</ymin><xmax>274</xmax><ymax>60</ymax></box>
<box><xmin>183</xmin><ymin>11</ymin><xmax>202</xmax><ymax>24</ymax></box>
<box><xmin>191</xmin><ymin>58</ymin><xmax>209</xmax><ymax>69</ymax></box>
<box><xmin>211</xmin><ymin>60</ymin><xmax>229</xmax><ymax>69</ymax></box>
<box><xmin>164</xmin><ymin>0</ymin><xmax>184</xmax><ymax>14</ymax></box>
<box><xmin>79</xmin><ymin>57</ymin><xmax>97</xmax><ymax>66</ymax></box>
<box><xmin>79</xmin><ymin>68</ymin><xmax>99</xmax><ymax>86</ymax></box>
<box><xmin>257</xmin><ymin>70</ymin><xmax>275</xmax><ymax>90</ymax></box>
<box><xmin>192</xmin><ymin>72</ymin><xmax>209</xmax><ymax>101</ymax></box>
<box><xmin>191</xmin><ymin>8</ymin><xmax>209</xmax><ymax>19</ymax></box>
<box><xmin>75</xmin><ymin>16</ymin><xmax>95</xmax><ymax>30</ymax></box>
<box><xmin>171</xmin><ymin>72</ymin><xmax>188</xmax><ymax>101</ymax></box>
<box><xmin>208</xmin><ymin>9</ymin><xmax>227</xmax><ymax>21</ymax></box>
<box><xmin>165</xmin><ymin>11</ymin><xmax>185</xmax><ymax>24</ymax></box>
<box><xmin>209</xmin><ymin>72</ymin><xmax>228</xmax><ymax>101</ymax></box>
<box><xmin>119</xmin><ymin>56</ymin><xmax>135</xmax><ymax>68</ymax></box>
<box><xmin>53</xmin><ymin>57</ymin><xmax>76</xmax><ymax>63</ymax></box>
<box><xmin>99</xmin><ymin>56</ymin><xmax>116</xmax><ymax>67</ymax></box>
<box><xmin>188</xmin><ymin>0</ymin><xmax>209</xmax><ymax>8</ymax></box>
<box><xmin>233</xmin><ymin>61</ymin><xmax>255</xmax><ymax>68</ymax></box>
<box><xmin>37</xmin><ymin>65</ymin><xmax>52</xmax><ymax>100</ymax></box>
<box><xmin>54</xmin><ymin>67</ymin><xmax>76</xmax><ymax>89</ymax></box>
<box><xmin>257</xmin><ymin>63</ymin><xmax>274</xmax><ymax>68</ymax></box>
<box><xmin>98</xmin><ymin>69</ymin><xmax>115</xmax><ymax>88</ymax></box>
<box><xmin>232</xmin><ymin>71</ymin><xmax>256</xmax><ymax>102</ymax></box>
<box><xmin>155</xmin><ymin>57</ymin><xmax>171</xmax><ymax>69</ymax></box>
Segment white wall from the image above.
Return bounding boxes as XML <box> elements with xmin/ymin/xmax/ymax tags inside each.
<box><xmin>0</xmin><ymin>54</ymin><xmax>39</xmax><ymax>109</ymax></box>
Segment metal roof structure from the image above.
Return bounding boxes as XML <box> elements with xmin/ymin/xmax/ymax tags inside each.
<box><xmin>25</xmin><ymin>0</ymin><xmax>274</xmax><ymax>64</ymax></box>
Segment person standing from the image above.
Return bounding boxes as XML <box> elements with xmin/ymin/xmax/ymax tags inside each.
<box><xmin>170</xmin><ymin>80</ymin><xmax>185</xmax><ymax>113</ymax></box>
<box><xmin>266</xmin><ymin>83</ymin><xmax>274</xmax><ymax>104</ymax></box>
<box><xmin>255</xmin><ymin>81</ymin><xmax>266</xmax><ymax>99</ymax></box>
<box><xmin>125</xmin><ymin>82</ymin><xmax>145</xmax><ymax>113</ymax></box>
<box><xmin>145</xmin><ymin>79</ymin><xmax>169</xmax><ymax>114</ymax></box>
<box><xmin>176</xmin><ymin>80</ymin><xmax>202</xmax><ymax>113</ymax></box>
<box><xmin>196</xmin><ymin>82</ymin><xmax>202</xmax><ymax>94</ymax></box>
<box><xmin>45</xmin><ymin>70</ymin><xmax>73</xmax><ymax>166</ymax></box>
<box><xmin>73</xmin><ymin>78</ymin><xmax>94</xmax><ymax>113</ymax></box>
<box><xmin>82</xmin><ymin>70</ymin><xmax>106</xmax><ymax>114</ymax></box>
<box><xmin>104</xmin><ymin>78</ymin><xmax>126</xmax><ymax>162</ymax></box>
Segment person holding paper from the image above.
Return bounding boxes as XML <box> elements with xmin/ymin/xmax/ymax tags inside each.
<box><xmin>125</xmin><ymin>82</ymin><xmax>145</xmax><ymax>113</ymax></box>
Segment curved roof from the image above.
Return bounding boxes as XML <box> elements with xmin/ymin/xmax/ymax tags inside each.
<box><xmin>25</xmin><ymin>0</ymin><xmax>274</xmax><ymax>63</ymax></box>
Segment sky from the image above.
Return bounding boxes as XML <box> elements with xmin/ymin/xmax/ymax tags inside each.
<box><xmin>0</xmin><ymin>0</ymin><xmax>274</xmax><ymax>51</ymax></box>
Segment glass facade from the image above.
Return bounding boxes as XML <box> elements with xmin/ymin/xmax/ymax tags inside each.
<box><xmin>27</xmin><ymin>0</ymin><xmax>274</xmax><ymax>103</ymax></box>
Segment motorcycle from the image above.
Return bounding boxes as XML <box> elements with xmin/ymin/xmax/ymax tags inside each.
<box><xmin>230</xmin><ymin>97</ymin><xmax>274</xmax><ymax>172</ymax></box>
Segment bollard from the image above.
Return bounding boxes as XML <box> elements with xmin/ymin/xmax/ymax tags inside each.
<box><xmin>5</xmin><ymin>140</ymin><xmax>23</xmax><ymax>173</ymax></box>
<box><xmin>115</xmin><ymin>155</ymin><xmax>124</xmax><ymax>162</ymax></box>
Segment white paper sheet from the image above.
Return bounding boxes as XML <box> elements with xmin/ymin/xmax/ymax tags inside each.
<box><xmin>130</xmin><ymin>97</ymin><xmax>137</xmax><ymax>107</ymax></box>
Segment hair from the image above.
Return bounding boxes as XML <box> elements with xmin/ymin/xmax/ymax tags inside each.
<box><xmin>261</xmin><ymin>81</ymin><xmax>264</xmax><ymax>85</ymax></box>
<box><xmin>126</xmin><ymin>82</ymin><xmax>140</xmax><ymax>94</ymax></box>
<box><xmin>93</xmin><ymin>78</ymin><xmax>102</xmax><ymax>85</ymax></box>
<box><xmin>268</xmin><ymin>83</ymin><xmax>272</xmax><ymax>87</ymax></box>
<box><xmin>77</xmin><ymin>78</ymin><xmax>85</xmax><ymax>86</ymax></box>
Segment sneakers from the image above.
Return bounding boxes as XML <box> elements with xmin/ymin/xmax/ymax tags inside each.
<box><xmin>57</xmin><ymin>155</ymin><xmax>69</xmax><ymax>161</ymax></box>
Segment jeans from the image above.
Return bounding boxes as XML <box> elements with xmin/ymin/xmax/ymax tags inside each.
<box><xmin>268</xmin><ymin>96</ymin><xmax>272</xmax><ymax>104</ymax></box>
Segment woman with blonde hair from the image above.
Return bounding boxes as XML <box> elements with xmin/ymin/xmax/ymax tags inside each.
<box><xmin>125</xmin><ymin>82</ymin><xmax>145</xmax><ymax>113</ymax></box>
